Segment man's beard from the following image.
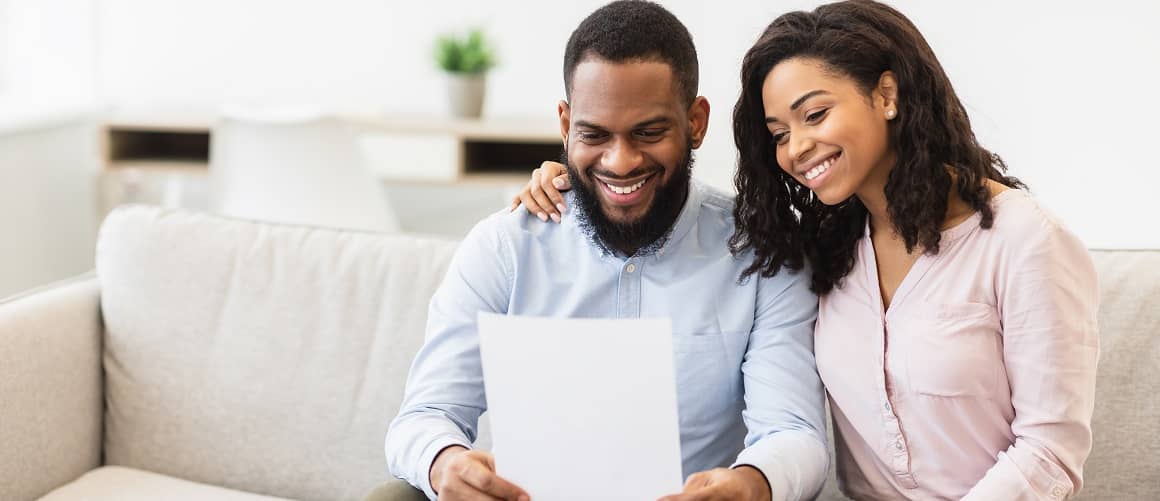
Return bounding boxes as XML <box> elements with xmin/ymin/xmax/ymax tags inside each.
<box><xmin>565</xmin><ymin>142</ymin><xmax>693</xmax><ymax>256</ymax></box>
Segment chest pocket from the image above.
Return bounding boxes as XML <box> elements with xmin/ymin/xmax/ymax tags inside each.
<box><xmin>672</xmin><ymin>331</ymin><xmax>729</xmax><ymax>353</ymax></box>
<box><xmin>671</xmin><ymin>331</ymin><xmax>744</xmax><ymax>416</ymax></box>
<box><xmin>905</xmin><ymin>302</ymin><xmax>1003</xmax><ymax>398</ymax></box>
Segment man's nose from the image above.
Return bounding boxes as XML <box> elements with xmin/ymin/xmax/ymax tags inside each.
<box><xmin>602</xmin><ymin>138</ymin><xmax>645</xmax><ymax>176</ymax></box>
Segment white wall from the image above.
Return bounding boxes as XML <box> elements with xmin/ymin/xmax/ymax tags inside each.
<box><xmin>0</xmin><ymin>121</ymin><xmax>100</xmax><ymax>298</ymax></box>
<box><xmin>2</xmin><ymin>0</ymin><xmax>97</xmax><ymax>102</ymax></box>
<box><xmin>17</xmin><ymin>0</ymin><xmax>1160</xmax><ymax>248</ymax></box>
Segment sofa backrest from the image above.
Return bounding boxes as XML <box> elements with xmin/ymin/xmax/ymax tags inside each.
<box><xmin>1076</xmin><ymin>250</ymin><xmax>1160</xmax><ymax>500</ymax></box>
<box><xmin>97</xmin><ymin>206</ymin><xmax>459</xmax><ymax>501</ymax></box>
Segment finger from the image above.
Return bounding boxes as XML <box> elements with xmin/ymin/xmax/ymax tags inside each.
<box><xmin>537</xmin><ymin>162</ymin><xmax>569</xmax><ymax>213</ymax></box>
<box><xmin>517</xmin><ymin>180</ymin><xmax>538</xmax><ymax>215</ymax></box>
<box><xmin>684</xmin><ymin>472</ymin><xmax>711</xmax><ymax>489</ymax></box>
<box><xmin>553</xmin><ymin>173</ymin><xmax>572</xmax><ymax>191</ymax></box>
<box><xmin>528</xmin><ymin>172</ymin><xmax>559</xmax><ymax>223</ymax></box>
<box><xmin>442</xmin><ymin>481</ymin><xmax>505</xmax><ymax>501</ymax></box>
<box><xmin>459</xmin><ymin>461</ymin><xmax>529</xmax><ymax>501</ymax></box>
<box><xmin>540</xmin><ymin>161</ymin><xmax>568</xmax><ymax>188</ymax></box>
<box><xmin>509</xmin><ymin>195</ymin><xmax>520</xmax><ymax>212</ymax></box>
<box><xmin>525</xmin><ymin>170</ymin><xmax>550</xmax><ymax>221</ymax></box>
<box><xmin>469</xmin><ymin>450</ymin><xmax>496</xmax><ymax>471</ymax></box>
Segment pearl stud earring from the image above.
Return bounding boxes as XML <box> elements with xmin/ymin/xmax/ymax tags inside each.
<box><xmin>886</xmin><ymin>109</ymin><xmax>896</xmax><ymax>119</ymax></box>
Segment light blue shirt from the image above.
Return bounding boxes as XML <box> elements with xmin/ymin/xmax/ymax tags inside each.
<box><xmin>386</xmin><ymin>181</ymin><xmax>828</xmax><ymax>500</ymax></box>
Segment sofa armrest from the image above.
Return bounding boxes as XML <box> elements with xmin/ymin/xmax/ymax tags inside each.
<box><xmin>0</xmin><ymin>274</ymin><xmax>103</xmax><ymax>501</ymax></box>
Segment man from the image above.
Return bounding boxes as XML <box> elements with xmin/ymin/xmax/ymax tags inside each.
<box><xmin>384</xmin><ymin>2</ymin><xmax>827</xmax><ymax>500</ymax></box>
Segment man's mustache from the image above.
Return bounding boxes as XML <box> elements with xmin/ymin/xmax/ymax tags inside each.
<box><xmin>584</xmin><ymin>165</ymin><xmax>664</xmax><ymax>181</ymax></box>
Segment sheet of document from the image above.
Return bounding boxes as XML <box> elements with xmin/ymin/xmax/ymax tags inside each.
<box><xmin>477</xmin><ymin>313</ymin><xmax>683</xmax><ymax>500</ymax></box>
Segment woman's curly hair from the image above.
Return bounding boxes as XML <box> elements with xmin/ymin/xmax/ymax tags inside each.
<box><xmin>729</xmin><ymin>0</ymin><xmax>1024</xmax><ymax>294</ymax></box>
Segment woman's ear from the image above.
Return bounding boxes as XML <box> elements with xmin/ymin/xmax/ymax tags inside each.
<box><xmin>876</xmin><ymin>71</ymin><xmax>899</xmax><ymax>118</ymax></box>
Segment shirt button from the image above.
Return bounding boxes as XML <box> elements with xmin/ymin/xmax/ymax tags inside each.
<box><xmin>1051</xmin><ymin>486</ymin><xmax>1064</xmax><ymax>498</ymax></box>
<box><xmin>884</xmin><ymin>401</ymin><xmax>892</xmax><ymax>412</ymax></box>
<box><xmin>625</xmin><ymin>263</ymin><xmax>636</xmax><ymax>273</ymax></box>
<box><xmin>894</xmin><ymin>440</ymin><xmax>903</xmax><ymax>450</ymax></box>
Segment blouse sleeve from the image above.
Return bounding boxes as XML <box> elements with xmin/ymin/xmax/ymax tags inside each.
<box><xmin>963</xmin><ymin>215</ymin><xmax>1100</xmax><ymax>500</ymax></box>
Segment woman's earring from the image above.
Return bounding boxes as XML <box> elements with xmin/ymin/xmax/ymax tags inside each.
<box><xmin>886</xmin><ymin>109</ymin><xmax>897</xmax><ymax>119</ymax></box>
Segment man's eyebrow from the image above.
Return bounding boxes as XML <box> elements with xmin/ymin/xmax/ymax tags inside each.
<box><xmin>765</xmin><ymin>89</ymin><xmax>832</xmax><ymax>124</ymax></box>
<box><xmin>633</xmin><ymin>117</ymin><xmax>671</xmax><ymax>128</ymax></box>
<box><xmin>574</xmin><ymin>120</ymin><xmax>606</xmax><ymax>130</ymax></box>
<box><xmin>575</xmin><ymin>117</ymin><xmax>672</xmax><ymax>130</ymax></box>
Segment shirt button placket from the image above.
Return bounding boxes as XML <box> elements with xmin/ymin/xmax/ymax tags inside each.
<box><xmin>881</xmin><ymin>318</ymin><xmax>911</xmax><ymax>481</ymax></box>
<box><xmin>617</xmin><ymin>260</ymin><xmax>641</xmax><ymax>318</ymax></box>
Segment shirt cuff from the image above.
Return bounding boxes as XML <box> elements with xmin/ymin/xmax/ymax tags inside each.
<box><xmin>732</xmin><ymin>429</ymin><xmax>828</xmax><ymax>501</ymax></box>
<box><xmin>415</xmin><ymin>435</ymin><xmax>473</xmax><ymax>500</ymax></box>
<box><xmin>963</xmin><ymin>446</ymin><xmax>1075</xmax><ymax>501</ymax></box>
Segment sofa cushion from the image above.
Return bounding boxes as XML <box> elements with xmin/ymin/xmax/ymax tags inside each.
<box><xmin>96</xmin><ymin>206</ymin><xmax>459</xmax><ymax>501</ymax></box>
<box><xmin>1076</xmin><ymin>250</ymin><xmax>1160</xmax><ymax>500</ymax></box>
<box><xmin>38</xmin><ymin>466</ymin><xmax>294</xmax><ymax>500</ymax></box>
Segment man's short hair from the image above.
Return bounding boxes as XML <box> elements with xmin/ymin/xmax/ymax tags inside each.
<box><xmin>563</xmin><ymin>0</ymin><xmax>699</xmax><ymax>107</ymax></box>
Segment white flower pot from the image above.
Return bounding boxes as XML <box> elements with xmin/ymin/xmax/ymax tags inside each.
<box><xmin>446</xmin><ymin>73</ymin><xmax>486</xmax><ymax>118</ymax></box>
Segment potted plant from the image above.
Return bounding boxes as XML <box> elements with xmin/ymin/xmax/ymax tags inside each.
<box><xmin>434</xmin><ymin>29</ymin><xmax>496</xmax><ymax>118</ymax></box>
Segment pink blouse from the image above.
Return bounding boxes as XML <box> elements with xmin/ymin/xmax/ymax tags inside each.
<box><xmin>815</xmin><ymin>190</ymin><xmax>1099</xmax><ymax>500</ymax></box>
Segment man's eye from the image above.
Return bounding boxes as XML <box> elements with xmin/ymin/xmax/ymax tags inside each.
<box><xmin>805</xmin><ymin>109</ymin><xmax>829</xmax><ymax>123</ymax></box>
<box><xmin>635</xmin><ymin>129</ymin><xmax>664</xmax><ymax>138</ymax></box>
<box><xmin>578</xmin><ymin>131</ymin><xmax>607</xmax><ymax>142</ymax></box>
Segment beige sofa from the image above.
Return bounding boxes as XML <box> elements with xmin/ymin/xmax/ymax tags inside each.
<box><xmin>1</xmin><ymin>206</ymin><xmax>1155</xmax><ymax>500</ymax></box>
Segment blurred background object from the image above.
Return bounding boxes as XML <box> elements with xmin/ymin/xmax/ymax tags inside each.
<box><xmin>1</xmin><ymin>0</ymin><xmax>1158</xmax><ymax>298</ymax></box>
<box><xmin>435</xmin><ymin>28</ymin><xmax>497</xmax><ymax>118</ymax></box>
<box><xmin>209</xmin><ymin>106</ymin><xmax>401</xmax><ymax>232</ymax></box>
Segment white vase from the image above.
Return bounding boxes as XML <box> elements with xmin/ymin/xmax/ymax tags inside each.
<box><xmin>446</xmin><ymin>73</ymin><xmax>486</xmax><ymax>118</ymax></box>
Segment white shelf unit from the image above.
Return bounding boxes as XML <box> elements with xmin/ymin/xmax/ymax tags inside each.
<box><xmin>101</xmin><ymin>109</ymin><xmax>563</xmax><ymax>185</ymax></box>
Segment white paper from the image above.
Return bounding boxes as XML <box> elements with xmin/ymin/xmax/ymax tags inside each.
<box><xmin>477</xmin><ymin>313</ymin><xmax>683</xmax><ymax>500</ymax></box>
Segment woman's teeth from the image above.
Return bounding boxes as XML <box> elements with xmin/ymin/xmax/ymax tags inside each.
<box><xmin>805</xmin><ymin>155</ymin><xmax>838</xmax><ymax>181</ymax></box>
<box><xmin>606</xmin><ymin>178</ymin><xmax>647</xmax><ymax>194</ymax></box>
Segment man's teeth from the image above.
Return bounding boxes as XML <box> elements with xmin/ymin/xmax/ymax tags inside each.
<box><xmin>606</xmin><ymin>178</ymin><xmax>647</xmax><ymax>194</ymax></box>
<box><xmin>804</xmin><ymin>155</ymin><xmax>838</xmax><ymax>181</ymax></box>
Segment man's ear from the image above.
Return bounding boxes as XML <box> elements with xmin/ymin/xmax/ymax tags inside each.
<box><xmin>687</xmin><ymin>96</ymin><xmax>710</xmax><ymax>149</ymax></box>
<box><xmin>558</xmin><ymin>100</ymin><xmax>571</xmax><ymax>151</ymax></box>
<box><xmin>876</xmin><ymin>71</ymin><xmax>899</xmax><ymax>115</ymax></box>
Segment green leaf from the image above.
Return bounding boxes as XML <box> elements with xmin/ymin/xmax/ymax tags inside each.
<box><xmin>433</xmin><ymin>28</ymin><xmax>496</xmax><ymax>74</ymax></box>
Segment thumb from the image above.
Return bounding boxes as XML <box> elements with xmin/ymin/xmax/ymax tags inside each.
<box><xmin>553</xmin><ymin>174</ymin><xmax>571</xmax><ymax>190</ymax></box>
<box><xmin>478</xmin><ymin>451</ymin><xmax>497</xmax><ymax>471</ymax></box>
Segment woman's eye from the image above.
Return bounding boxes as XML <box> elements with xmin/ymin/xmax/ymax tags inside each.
<box><xmin>805</xmin><ymin>109</ymin><xmax>829</xmax><ymax>123</ymax></box>
<box><xmin>771</xmin><ymin>131</ymin><xmax>789</xmax><ymax>145</ymax></box>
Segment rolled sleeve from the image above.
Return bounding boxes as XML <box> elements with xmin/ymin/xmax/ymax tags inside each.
<box><xmin>734</xmin><ymin>429</ymin><xmax>829</xmax><ymax>501</ymax></box>
<box><xmin>384</xmin><ymin>214</ymin><xmax>515</xmax><ymax>498</ymax></box>
<box><xmin>736</xmin><ymin>266</ymin><xmax>828</xmax><ymax>500</ymax></box>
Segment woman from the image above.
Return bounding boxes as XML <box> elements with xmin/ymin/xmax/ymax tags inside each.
<box><xmin>513</xmin><ymin>1</ymin><xmax>1099</xmax><ymax>499</ymax></box>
